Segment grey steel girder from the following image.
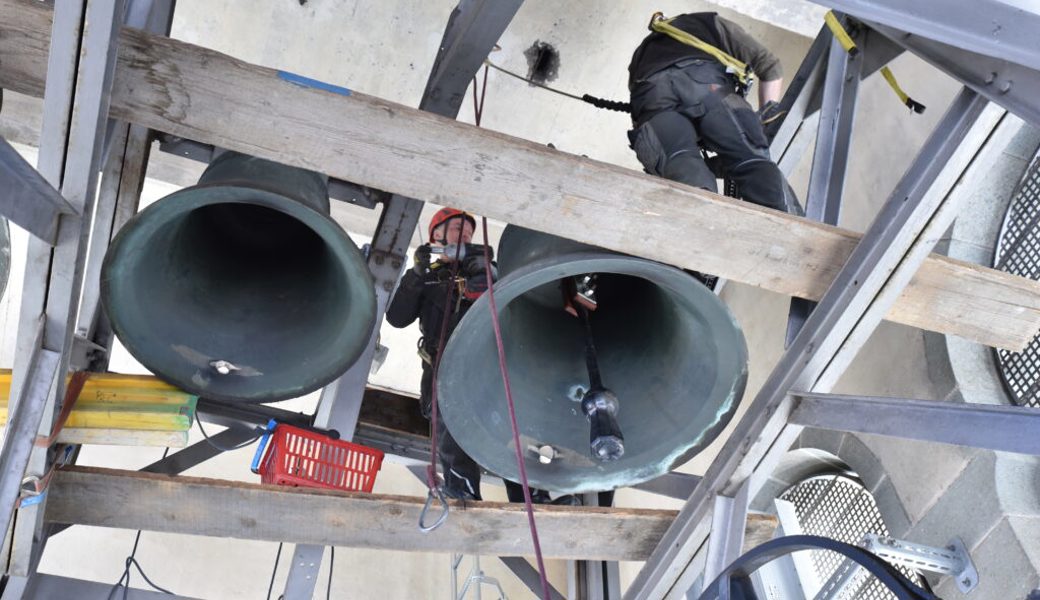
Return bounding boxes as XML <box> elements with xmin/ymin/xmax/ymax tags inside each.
<box><xmin>814</xmin><ymin>0</ymin><xmax>1040</xmax><ymax>71</ymax></box>
<box><xmin>790</xmin><ymin>392</ymin><xmax>1040</xmax><ymax>455</ymax></box>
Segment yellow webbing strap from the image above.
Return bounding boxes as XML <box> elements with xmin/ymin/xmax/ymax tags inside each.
<box><xmin>880</xmin><ymin>66</ymin><xmax>927</xmax><ymax>113</ymax></box>
<box><xmin>649</xmin><ymin>12</ymin><xmax>752</xmax><ymax>86</ymax></box>
<box><xmin>823</xmin><ymin>10</ymin><xmax>859</xmax><ymax>56</ymax></box>
<box><xmin>823</xmin><ymin>11</ymin><xmax>925</xmax><ymax>114</ymax></box>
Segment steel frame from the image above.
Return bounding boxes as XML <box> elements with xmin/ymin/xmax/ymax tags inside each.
<box><xmin>1</xmin><ymin>1</ymin><xmax>1039</xmax><ymax>599</ymax></box>
<box><xmin>785</xmin><ymin>14</ymin><xmax>863</xmax><ymax>345</ymax></box>
<box><xmin>814</xmin><ymin>0</ymin><xmax>1040</xmax><ymax>128</ymax></box>
<box><xmin>2</xmin><ymin>2</ymin><xmax>128</xmax><ymax>595</ymax></box>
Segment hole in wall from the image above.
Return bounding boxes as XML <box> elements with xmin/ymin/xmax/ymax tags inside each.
<box><xmin>524</xmin><ymin>41</ymin><xmax>560</xmax><ymax>85</ymax></box>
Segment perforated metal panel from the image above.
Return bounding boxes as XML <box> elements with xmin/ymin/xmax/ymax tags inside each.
<box><xmin>995</xmin><ymin>158</ymin><xmax>1040</xmax><ymax>408</ymax></box>
<box><xmin>780</xmin><ymin>475</ymin><xmax>921</xmax><ymax>599</ymax></box>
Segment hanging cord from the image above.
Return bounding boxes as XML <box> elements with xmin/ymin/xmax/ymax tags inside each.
<box><xmin>483</xmin><ymin>59</ymin><xmax>631</xmax><ymax>113</ymax></box>
<box><xmin>471</xmin><ymin>67</ymin><xmax>552</xmax><ymax>600</ymax></box>
<box><xmin>108</xmin><ymin>448</ymin><xmax>175</xmax><ymax>600</ymax></box>
<box><xmin>421</xmin><ymin>68</ymin><xmax>500</xmax><ymax>527</ymax></box>
<box><xmin>823</xmin><ymin>10</ymin><xmax>925</xmax><ymax>113</ymax></box>
<box><xmin>326</xmin><ymin>546</ymin><xmax>335</xmax><ymax>600</ymax></box>
<box><xmin>266</xmin><ymin>543</ymin><xmax>283</xmax><ymax>600</ymax></box>
<box><xmin>479</xmin><ymin>217</ymin><xmax>551</xmax><ymax>600</ymax></box>
<box><xmin>196</xmin><ymin>418</ymin><xmax>264</xmax><ymax>452</ymax></box>
<box><xmin>419</xmin><ymin>223</ymin><xmax>465</xmax><ymax>531</ymax></box>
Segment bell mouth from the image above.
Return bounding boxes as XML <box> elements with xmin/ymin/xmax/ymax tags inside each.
<box><xmin>101</xmin><ymin>185</ymin><xmax>375</xmax><ymax>403</ymax></box>
<box><xmin>438</xmin><ymin>253</ymin><xmax>748</xmax><ymax>494</ymax></box>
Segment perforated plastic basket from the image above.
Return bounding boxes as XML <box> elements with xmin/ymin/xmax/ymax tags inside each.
<box><xmin>251</xmin><ymin>421</ymin><xmax>384</xmax><ymax>492</ymax></box>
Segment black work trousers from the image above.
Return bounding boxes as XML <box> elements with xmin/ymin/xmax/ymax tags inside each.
<box><xmin>629</xmin><ymin>60</ymin><xmax>798</xmax><ymax>214</ymax></box>
<box><xmin>422</xmin><ymin>361</ymin><xmax>539</xmax><ymax>502</ymax></box>
<box><xmin>421</xmin><ymin>363</ymin><xmax>483</xmax><ymax>499</ymax></box>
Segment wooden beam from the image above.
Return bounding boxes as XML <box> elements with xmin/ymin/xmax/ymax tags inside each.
<box><xmin>45</xmin><ymin>467</ymin><xmax>777</xmax><ymax>561</ymax></box>
<box><xmin>3</xmin><ymin>0</ymin><xmax>1039</xmax><ymax>349</ymax></box>
<box><xmin>47</xmin><ymin>467</ymin><xmax>669</xmax><ymax>560</ymax></box>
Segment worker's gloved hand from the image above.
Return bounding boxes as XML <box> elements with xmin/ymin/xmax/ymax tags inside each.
<box><xmin>757</xmin><ymin>100</ymin><xmax>786</xmax><ymax>126</ymax></box>
<box><xmin>460</xmin><ymin>245</ymin><xmax>494</xmax><ymax>276</ymax></box>
<box><xmin>412</xmin><ymin>244</ymin><xmax>432</xmax><ymax>275</ymax></box>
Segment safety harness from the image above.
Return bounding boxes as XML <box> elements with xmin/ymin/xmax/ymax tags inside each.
<box><xmin>648</xmin><ymin>12</ymin><xmax>754</xmax><ymax>93</ymax></box>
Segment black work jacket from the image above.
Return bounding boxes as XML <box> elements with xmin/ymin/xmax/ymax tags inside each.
<box><xmin>629</xmin><ymin>12</ymin><xmax>782</xmax><ymax>87</ymax></box>
<box><xmin>385</xmin><ymin>261</ymin><xmax>487</xmax><ymax>360</ymax></box>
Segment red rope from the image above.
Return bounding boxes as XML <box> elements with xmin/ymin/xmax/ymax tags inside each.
<box><xmin>426</xmin><ymin>244</ymin><xmax>465</xmax><ymax>493</ymax></box>
<box><xmin>473</xmin><ymin>69</ymin><xmax>552</xmax><ymax>600</ymax></box>
<box><xmin>480</xmin><ymin>217</ymin><xmax>551</xmax><ymax>600</ymax></box>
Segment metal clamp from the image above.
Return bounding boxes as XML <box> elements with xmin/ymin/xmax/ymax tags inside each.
<box><xmin>419</xmin><ymin>486</ymin><xmax>450</xmax><ymax>532</ymax></box>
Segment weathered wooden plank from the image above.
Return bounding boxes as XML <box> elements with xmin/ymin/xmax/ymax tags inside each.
<box><xmin>3</xmin><ymin>0</ymin><xmax>1039</xmax><ymax>349</ymax></box>
<box><xmin>47</xmin><ymin>467</ymin><xmax>672</xmax><ymax>561</ymax></box>
<box><xmin>49</xmin><ymin>427</ymin><xmax>187</xmax><ymax>447</ymax></box>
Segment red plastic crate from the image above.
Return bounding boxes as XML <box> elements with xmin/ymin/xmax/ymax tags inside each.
<box><xmin>255</xmin><ymin>423</ymin><xmax>384</xmax><ymax>492</ymax></box>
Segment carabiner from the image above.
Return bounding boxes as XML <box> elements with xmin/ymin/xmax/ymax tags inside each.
<box><xmin>419</xmin><ymin>486</ymin><xmax>450</xmax><ymax>532</ymax></box>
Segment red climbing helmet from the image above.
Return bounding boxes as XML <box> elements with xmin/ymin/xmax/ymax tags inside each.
<box><xmin>428</xmin><ymin>207</ymin><xmax>476</xmax><ymax>241</ymax></box>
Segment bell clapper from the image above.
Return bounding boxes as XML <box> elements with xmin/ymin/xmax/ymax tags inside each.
<box><xmin>571</xmin><ymin>282</ymin><xmax>625</xmax><ymax>462</ymax></box>
<box><xmin>209</xmin><ymin>359</ymin><xmax>241</xmax><ymax>375</ymax></box>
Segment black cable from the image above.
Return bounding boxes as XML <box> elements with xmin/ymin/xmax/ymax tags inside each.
<box><xmin>326</xmin><ymin>547</ymin><xmax>335</xmax><ymax>600</ymax></box>
<box><xmin>108</xmin><ymin>448</ymin><xmax>174</xmax><ymax>599</ymax></box>
<box><xmin>483</xmin><ymin>60</ymin><xmax>631</xmax><ymax>113</ymax></box>
<box><xmin>196</xmin><ymin>418</ymin><xmax>263</xmax><ymax>452</ymax></box>
<box><xmin>580</xmin><ymin>94</ymin><xmax>632</xmax><ymax>113</ymax></box>
<box><xmin>266</xmin><ymin>542</ymin><xmax>283</xmax><ymax>600</ymax></box>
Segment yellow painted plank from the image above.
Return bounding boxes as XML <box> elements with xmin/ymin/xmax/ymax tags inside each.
<box><xmin>0</xmin><ymin>370</ymin><xmax>196</xmax><ymax>431</ymax></box>
<box><xmin>0</xmin><ymin>369</ymin><xmax>191</xmax><ymax>405</ymax></box>
<box><xmin>0</xmin><ymin>404</ymin><xmax>192</xmax><ymax>431</ymax></box>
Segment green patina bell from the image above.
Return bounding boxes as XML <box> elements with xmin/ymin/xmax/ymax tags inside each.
<box><xmin>437</xmin><ymin>226</ymin><xmax>748</xmax><ymax>493</ymax></box>
<box><xmin>101</xmin><ymin>152</ymin><xmax>375</xmax><ymax>403</ymax></box>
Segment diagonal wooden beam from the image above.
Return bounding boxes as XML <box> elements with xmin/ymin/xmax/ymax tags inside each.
<box><xmin>3</xmin><ymin>0</ymin><xmax>1039</xmax><ymax>349</ymax></box>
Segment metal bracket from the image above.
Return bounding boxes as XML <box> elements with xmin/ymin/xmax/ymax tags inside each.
<box><xmin>861</xmin><ymin>534</ymin><xmax>978</xmax><ymax>593</ymax></box>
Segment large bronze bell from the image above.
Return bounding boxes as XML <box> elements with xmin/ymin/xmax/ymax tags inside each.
<box><xmin>101</xmin><ymin>152</ymin><xmax>375</xmax><ymax>403</ymax></box>
<box><xmin>437</xmin><ymin>226</ymin><xmax>747</xmax><ymax>493</ymax></box>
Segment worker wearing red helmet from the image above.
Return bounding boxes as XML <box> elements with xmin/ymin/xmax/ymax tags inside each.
<box><xmin>386</xmin><ymin>207</ymin><xmax>492</xmax><ymax>500</ymax></box>
<box><xmin>387</xmin><ymin>208</ymin><xmax>576</xmax><ymax>505</ymax></box>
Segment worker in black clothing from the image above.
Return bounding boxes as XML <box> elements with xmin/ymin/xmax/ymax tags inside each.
<box><xmin>386</xmin><ymin>207</ymin><xmax>488</xmax><ymax>500</ymax></box>
<box><xmin>628</xmin><ymin>12</ymin><xmax>798</xmax><ymax>214</ymax></box>
<box><xmin>386</xmin><ymin>208</ymin><xmax>576</xmax><ymax>505</ymax></box>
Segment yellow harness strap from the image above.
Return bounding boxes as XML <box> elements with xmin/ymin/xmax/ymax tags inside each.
<box><xmin>823</xmin><ymin>11</ymin><xmax>859</xmax><ymax>56</ymax></box>
<box><xmin>823</xmin><ymin>10</ymin><xmax>926</xmax><ymax>114</ymax></box>
<box><xmin>880</xmin><ymin>66</ymin><xmax>927</xmax><ymax>114</ymax></box>
<box><xmin>649</xmin><ymin>12</ymin><xmax>752</xmax><ymax>87</ymax></box>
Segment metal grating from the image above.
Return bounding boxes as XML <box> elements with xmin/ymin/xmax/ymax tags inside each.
<box><xmin>994</xmin><ymin>157</ymin><xmax>1040</xmax><ymax>408</ymax></box>
<box><xmin>780</xmin><ymin>475</ymin><xmax>921</xmax><ymax>599</ymax></box>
